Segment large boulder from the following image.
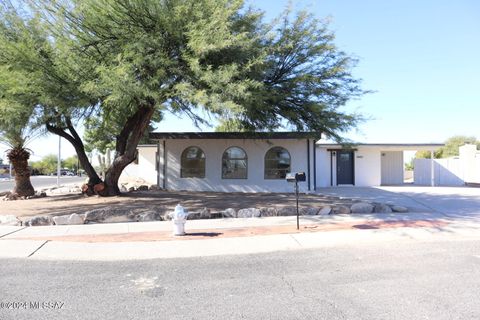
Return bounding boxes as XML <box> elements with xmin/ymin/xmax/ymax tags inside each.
<box><xmin>391</xmin><ymin>205</ymin><xmax>408</xmax><ymax>213</ymax></box>
<box><xmin>0</xmin><ymin>215</ymin><xmax>22</xmax><ymax>226</ymax></box>
<box><xmin>318</xmin><ymin>206</ymin><xmax>332</xmax><ymax>215</ymax></box>
<box><xmin>259</xmin><ymin>207</ymin><xmax>277</xmax><ymax>217</ymax></box>
<box><xmin>136</xmin><ymin>211</ymin><xmax>162</xmax><ymax>222</ymax></box>
<box><xmin>53</xmin><ymin>213</ymin><xmax>85</xmax><ymax>225</ymax></box>
<box><xmin>129</xmin><ymin>207</ymin><xmax>166</xmax><ymax>222</ymax></box>
<box><xmin>84</xmin><ymin>208</ymin><xmax>107</xmax><ymax>223</ymax></box>
<box><xmin>222</xmin><ymin>208</ymin><xmax>237</xmax><ymax>218</ymax></box>
<box><xmin>300</xmin><ymin>207</ymin><xmax>319</xmax><ymax>216</ymax></box>
<box><xmin>25</xmin><ymin>215</ymin><xmax>54</xmax><ymax>226</ymax></box>
<box><xmin>237</xmin><ymin>208</ymin><xmax>261</xmax><ymax>218</ymax></box>
<box><xmin>0</xmin><ymin>191</ymin><xmax>10</xmax><ymax>198</ymax></box>
<box><xmin>374</xmin><ymin>203</ymin><xmax>393</xmax><ymax>213</ymax></box>
<box><xmin>350</xmin><ymin>202</ymin><xmax>374</xmax><ymax>214</ymax></box>
<box><xmin>201</xmin><ymin>208</ymin><xmax>211</xmax><ymax>219</ymax></box>
<box><xmin>334</xmin><ymin>205</ymin><xmax>351</xmax><ymax>214</ymax></box>
<box><xmin>277</xmin><ymin>207</ymin><xmax>297</xmax><ymax>216</ymax></box>
<box><xmin>84</xmin><ymin>207</ymin><xmax>132</xmax><ymax>223</ymax></box>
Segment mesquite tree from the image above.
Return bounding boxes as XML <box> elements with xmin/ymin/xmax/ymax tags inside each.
<box><xmin>2</xmin><ymin>0</ymin><xmax>366</xmax><ymax>196</ymax></box>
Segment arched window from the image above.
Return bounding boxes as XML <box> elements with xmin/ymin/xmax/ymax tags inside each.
<box><xmin>264</xmin><ymin>147</ymin><xmax>291</xmax><ymax>179</ymax></box>
<box><xmin>222</xmin><ymin>147</ymin><xmax>247</xmax><ymax>179</ymax></box>
<box><xmin>180</xmin><ymin>146</ymin><xmax>205</xmax><ymax>178</ymax></box>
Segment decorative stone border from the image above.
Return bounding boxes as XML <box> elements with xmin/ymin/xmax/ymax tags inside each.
<box><xmin>2</xmin><ymin>201</ymin><xmax>409</xmax><ymax>227</ymax></box>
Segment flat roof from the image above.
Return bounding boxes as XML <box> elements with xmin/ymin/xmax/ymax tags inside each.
<box><xmin>150</xmin><ymin>132</ymin><xmax>321</xmax><ymax>140</ymax></box>
<box><xmin>316</xmin><ymin>143</ymin><xmax>444</xmax><ymax>151</ymax></box>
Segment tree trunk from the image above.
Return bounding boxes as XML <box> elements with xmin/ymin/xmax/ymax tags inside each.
<box><xmin>46</xmin><ymin>118</ymin><xmax>102</xmax><ymax>188</ymax></box>
<box><xmin>99</xmin><ymin>103</ymin><xmax>156</xmax><ymax>196</ymax></box>
<box><xmin>7</xmin><ymin>147</ymin><xmax>35</xmax><ymax>197</ymax></box>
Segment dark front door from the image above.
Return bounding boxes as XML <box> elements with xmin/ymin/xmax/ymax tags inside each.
<box><xmin>336</xmin><ymin>150</ymin><xmax>354</xmax><ymax>185</ymax></box>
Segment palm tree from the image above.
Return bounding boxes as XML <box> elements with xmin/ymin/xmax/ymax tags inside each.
<box><xmin>0</xmin><ymin>120</ymin><xmax>38</xmax><ymax>198</ymax></box>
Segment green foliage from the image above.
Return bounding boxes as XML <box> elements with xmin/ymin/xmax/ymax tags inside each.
<box><xmin>415</xmin><ymin>150</ymin><xmax>443</xmax><ymax>159</ymax></box>
<box><xmin>220</xmin><ymin>10</ymin><xmax>365</xmax><ymax>140</ymax></box>
<box><xmin>2</xmin><ymin>0</ymin><xmax>366</xmax><ymax>192</ymax></box>
<box><xmin>405</xmin><ymin>159</ymin><xmax>414</xmax><ymax>171</ymax></box>
<box><xmin>30</xmin><ymin>154</ymin><xmax>58</xmax><ymax>175</ymax></box>
<box><xmin>30</xmin><ymin>154</ymin><xmax>79</xmax><ymax>174</ymax></box>
<box><xmin>415</xmin><ymin>135</ymin><xmax>479</xmax><ymax>159</ymax></box>
<box><xmin>440</xmin><ymin>135</ymin><xmax>479</xmax><ymax>158</ymax></box>
<box><xmin>215</xmin><ymin>119</ymin><xmax>248</xmax><ymax>132</ymax></box>
<box><xmin>63</xmin><ymin>155</ymin><xmax>79</xmax><ymax>171</ymax></box>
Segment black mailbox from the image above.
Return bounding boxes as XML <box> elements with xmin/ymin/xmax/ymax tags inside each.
<box><xmin>286</xmin><ymin>172</ymin><xmax>306</xmax><ymax>182</ymax></box>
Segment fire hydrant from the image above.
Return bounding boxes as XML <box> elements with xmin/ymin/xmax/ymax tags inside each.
<box><xmin>172</xmin><ymin>204</ymin><xmax>188</xmax><ymax>236</ymax></box>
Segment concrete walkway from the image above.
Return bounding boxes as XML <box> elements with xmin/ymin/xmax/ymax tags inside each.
<box><xmin>317</xmin><ymin>186</ymin><xmax>480</xmax><ymax>218</ymax></box>
<box><xmin>1</xmin><ymin>186</ymin><xmax>479</xmax><ymax>261</ymax></box>
<box><xmin>1</xmin><ymin>212</ymin><xmax>480</xmax><ymax>261</ymax></box>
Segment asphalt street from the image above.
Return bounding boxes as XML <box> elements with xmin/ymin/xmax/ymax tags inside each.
<box><xmin>1</xmin><ymin>238</ymin><xmax>479</xmax><ymax>320</ymax></box>
<box><xmin>0</xmin><ymin>176</ymin><xmax>85</xmax><ymax>192</ymax></box>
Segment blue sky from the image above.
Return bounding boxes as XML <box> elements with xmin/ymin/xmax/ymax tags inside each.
<box><xmin>2</xmin><ymin>0</ymin><xmax>479</xmax><ymax>161</ymax></box>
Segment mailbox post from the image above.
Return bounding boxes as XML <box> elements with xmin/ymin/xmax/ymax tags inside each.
<box><xmin>286</xmin><ymin>172</ymin><xmax>306</xmax><ymax>230</ymax></box>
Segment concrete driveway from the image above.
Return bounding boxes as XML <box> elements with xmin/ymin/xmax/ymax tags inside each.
<box><xmin>316</xmin><ymin>186</ymin><xmax>480</xmax><ymax>220</ymax></box>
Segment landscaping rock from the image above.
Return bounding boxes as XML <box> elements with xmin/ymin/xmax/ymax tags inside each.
<box><xmin>222</xmin><ymin>208</ymin><xmax>237</xmax><ymax>218</ymax></box>
<box><xmin>136</xmin><ymin>211</ymin><xmax>162</xmax><ymax>222</ymax></box>
<box><xmin>3</xmin><ymin>193</ymin><xmax>19</xmax><ymax>201</ymax></box>
<box><xmin>25</xmin><ymin>215</ymin><xmax>54</xmax><ymax>226</ymax></box>
<box><xmin>84</xmin><ymin>208</ymin><xmax>107</xmax><ymax>223</ymax></box>
<box><xmin>0</xmin><ymin>191</ymin><xmax>10</xmax><ymax>197</ymax></box>
<box><xmin>277</xmin><ymin>206</ymin><xmax>297</xmax><ymax>216</ymax></box>
<box><xmin>163</xmin><ymin>212</ymin><xmax>173</xmax><ymax>220</ymax></box>
<box><xmin>84</xmin><ymin>207</ymin><xmax>133</xmax><ymax>223</ymax></box>
<box><xmin>149</xmin><ymin>185</ymin><xmax>160</xmax><ymax>191</ymax></box>
<box><xmin>334</xmin><ymin>205</ymin><xmax>350</xmax><ymax>214</ymax></box>
<box><xmin>199</xmin><ymin>207</ymin><xmax>211</xmax><ymax>219</ymax></box>
<box><xmin>374</xmin><ymin>203</ymin><xmax>393</xmax><ymax>213</ymax></box>
<box><xmin>259</xmin><ymin>207</ymin><xmax>277</xmax><ymax>217</ymax></box>
<box><xmin>0</xmin><ymin>215</ymin><xmax>21</xmax><ymax>226</ymax></box>
<box><xmin>53</xmin><ymin>213</ymin><xmax>85</xmax><ymax>225</ymax></box>
<box><xmin>350</xmin><ymin>202</ymin><xmax>374</xmax><ymax>214</ymax></box>
<box><xmin>300</xmin><ymin>207</ymin><xmax>319</xmax><ymax>216</ymax></box>
<box><xmin>318</xmin><ymin>206</ymin><xmax>332</xmax><ymax>215</ymax></box>
<box><xmin>26</xmin><ymin>191</ymin><xmax>48</xmax><ymax>200</ymax></box>
<box><xmin>137</xmin><ymin>185</ymin><xmax>149</xmax><ymax>191</ymax></box>
<box><xmin>237</xmin><ymin>208</ymin><xmax>261</xmax><ymax>218</ymax></box>
<box><xmin>187</xmin><ymin>212</ymin><xmax>201</xmax><ymax>220</ymax></box>
<box><xmin>391</xmin><ymin>205</ymin><xmax>408</xmax><ymax>213</ymax></box>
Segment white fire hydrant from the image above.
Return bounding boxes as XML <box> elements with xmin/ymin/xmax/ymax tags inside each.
<box><xmin>172</xmin><ymin>204</ymin><xmax>188</xmax><ymax>236</ymax></box>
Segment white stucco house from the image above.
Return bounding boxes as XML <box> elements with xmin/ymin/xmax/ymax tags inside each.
<box><xmin>120</xmin><ymin>132</ymin><xmax>443</xmax><ymax>192</ymax></box>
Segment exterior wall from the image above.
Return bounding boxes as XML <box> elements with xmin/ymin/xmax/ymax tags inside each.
<box><xmin>380</xmin><ymin>151</ymin><xmax>404</xmax><ymax>185</ymax></box>
<box><xmin>162</xmin><ymin>138</ymin><xmax>311</xmax><ymax>193</ymax></box>
<box><xmin>316</xmin><ymin>148</ymin><xmax>331</xmax><ymax>187</ymax></box>
<box><xmin>120</xmin><ymin>146</ymin><xmax>157</xmax><ymax>185</ymax></box>
<box><xmin>414</xmin><ymin>144</ymin><xmax>480</xmax><ymax>186</ymax></box>
<box><xmin>315</xmin><ymin>146</ymin><xmax>382</xmax><ymax>187</ymax></box>
<box><xmin>413</xmin><ymin>158</ymin><xmax>464</xmax><ymax>186</ymax></box>
<box><xmin>354</xmin><ymin>147</ymin><xmax>381</xmax><ymax>186</ymax></box>
<box><xmin>460</xmin><ymin>144</ymin><xmax>480</xmax><ymax>184</ymax></box>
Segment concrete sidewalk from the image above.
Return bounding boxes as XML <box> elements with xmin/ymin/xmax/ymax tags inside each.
<box><xmin>1</xmin><ymin>212</ymin><xmax>480</xmax><ymax>261</ymax></box>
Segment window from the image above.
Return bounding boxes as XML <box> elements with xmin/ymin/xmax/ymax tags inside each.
<box><xmin>222</xmin><ymin>147</ymin><xmax>247</xmax><ymax>179</ymax></box>
<box><xmin>180</xmin><ymin>146</ymin><xmax>205</xmax><ymax>178</ymax></box>
<box><xmin>264</xmin><ymin>147</ymin><xmax>291</xmax><ymax>179</ymax></box>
